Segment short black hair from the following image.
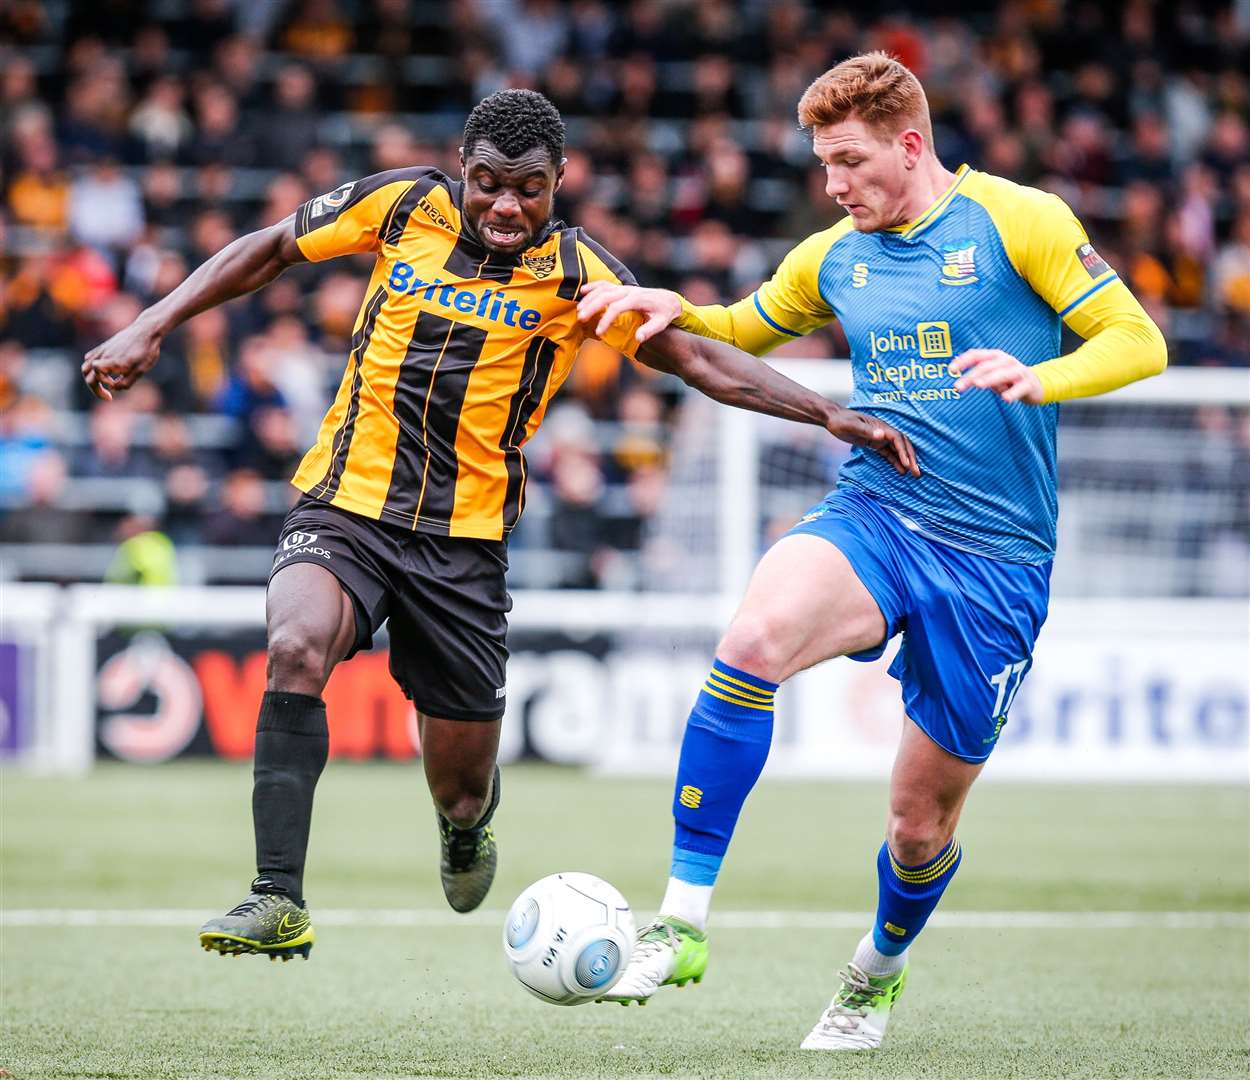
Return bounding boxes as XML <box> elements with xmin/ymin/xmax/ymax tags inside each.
<box><xmin>462</xmin><ymin>89</ymin><xmax>566</xmax><ymax>167</ymax></box>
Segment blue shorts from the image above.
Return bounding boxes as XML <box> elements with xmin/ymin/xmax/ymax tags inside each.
<box><xmin>786</xmin><ymin>487</ymin><xmax>1052</xmax><ymax>763</ymax></box>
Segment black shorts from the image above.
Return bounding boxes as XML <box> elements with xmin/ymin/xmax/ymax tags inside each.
<box><xmin>269</xmin><ymin>495</ymin><xmax>511</xmax><ymax>722</ymax></box>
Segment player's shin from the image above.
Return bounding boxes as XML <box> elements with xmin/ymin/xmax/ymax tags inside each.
<box><xmin>857</xmin><ymin>837</ymin><xmax>963</xmax><ymax>976</ymax></box>
<box><xmin>251</xmin><ymin>690</ymin><xmax>329</xmax><ymax>903</ymax></box>
<box><xmin>665</xmin><ymin>659</ymin><xmax>777</xmax><ymax>931</ymax></box>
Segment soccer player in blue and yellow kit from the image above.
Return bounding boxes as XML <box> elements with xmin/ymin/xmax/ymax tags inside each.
<box><xmin>578</xmin><ymin>53</ymin><xmax>1167</xmax><ymax>1049</ymax></box>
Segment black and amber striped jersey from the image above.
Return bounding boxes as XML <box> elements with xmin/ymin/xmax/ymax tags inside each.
<box><xmin>290</xmin><ymin>166</ymin><xmax>641</xmax><ymax>540</ymax></box>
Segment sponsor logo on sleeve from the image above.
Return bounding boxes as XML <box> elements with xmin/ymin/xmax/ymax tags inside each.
<box><xmin>1076</xmin><ymin>242</ymin><xmax>1111</xmax><ymax>279</ymax></box>
<box><xmin>308</xmin><ymin>181</ymin><xmax>355</xmax><ymax>219</ymax></box>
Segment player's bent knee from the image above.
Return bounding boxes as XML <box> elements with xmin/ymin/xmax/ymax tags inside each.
<box><xmin>716</xmin><ymin>613</ymin><xmax>794</xmax><ymax>683</ymax></box>
<box><xmin>433</xmin><ymin>786</ymin><xmax>491</xmax><ymax>830</ymax></box>
<box><xmin>266</xmin><ymin>626</ymin><xmax>337</xmax><ymax>695</ymax></box>
<box><xmin>886</xmin><ymin>814</ymin><xmax>951</xmax><ymax>867</ymax></box>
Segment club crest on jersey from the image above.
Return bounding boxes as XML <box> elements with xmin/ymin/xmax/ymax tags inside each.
<box><xmin>523</xmin><ymin>251</ymin><xmax>557</xmax><ymax>279</ymax></box>
<box><xmin>939</xmin><ymin>240</ymin><xmax>979</xmax><ymax>286</ymax></box>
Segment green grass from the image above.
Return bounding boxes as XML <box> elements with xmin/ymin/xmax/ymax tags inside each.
<box><xmin>3</xmin><ymin>763</ymin><xmax>1248</xmax><ymax>1079</ymax></box>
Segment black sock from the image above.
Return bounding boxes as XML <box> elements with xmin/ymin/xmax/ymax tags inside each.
<box><xmin>252</xmin><ymin>691</ymin><xmax>329</xmax><ymax>904</ymax></box>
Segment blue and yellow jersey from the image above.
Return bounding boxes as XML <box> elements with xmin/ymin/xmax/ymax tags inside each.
<box><xmin>675</xmin><ymin>165</ymin><xmax>1167</xmax><ymax>563</ymax></box>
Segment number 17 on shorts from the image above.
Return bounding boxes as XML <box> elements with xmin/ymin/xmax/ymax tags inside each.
<box><xmin>984</xmin><ymin>658</ymin><xmax>1030</xmax><ymax>746</ymax></box>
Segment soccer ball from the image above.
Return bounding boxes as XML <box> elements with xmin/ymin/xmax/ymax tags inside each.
<box><xmin>502</xmin><ymin>872</ymin><xmax>635</xmax><ymax>1005</ymax></box>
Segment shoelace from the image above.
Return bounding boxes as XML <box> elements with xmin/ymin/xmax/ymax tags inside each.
<box><xmin>443</xmin><ymin>821</ymin><xmax>491</xmax><ymax>871</ymax></box>
<box><xmin>633</xmin><ymin>921</ymin><xmax>681</xmax><ymax>960</ymax></box>
<box><xmin>818</xmin><ymin>964</ymin><xmax>880</xmax><ymax>1031</ymax></box>
<box><xmin>225</xmin><ymin>891</ymin><xmax>285</xmax><ymax>918</ymax></box>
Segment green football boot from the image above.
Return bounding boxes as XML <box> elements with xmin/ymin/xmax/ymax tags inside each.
<box><xmin>198</xmin><ymin>879</ymin><xmax>314</xmax><ymax>960</ymax></box>
<box><xmin>437</xmin><ymin>766</ymin><xmax>500</xmax><ymax>914</ymax></box>
<box><xmin>597</xmin><ymin>916</ymin><xmax>708</xmax><ymax>1004</ymax></box>
<box><xmin>800</xmin><ymin>961</ymin><xmax>909</xmax><ymax>1050</ymax></box>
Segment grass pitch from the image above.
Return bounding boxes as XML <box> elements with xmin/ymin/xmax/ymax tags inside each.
<box><xmin>3</xmin><ymin>762</ymin><xmax>1248</xmax><ymax>1079</ymax></box>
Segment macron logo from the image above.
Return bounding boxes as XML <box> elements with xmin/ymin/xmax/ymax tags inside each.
<box><xmin>387</xmin><ymin>261</ymin><xmax>541</xmax><ymax>330</ymax></box>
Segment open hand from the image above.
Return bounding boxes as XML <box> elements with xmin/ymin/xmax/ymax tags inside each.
<box><xmin>827</xmin><ymin>407</ymin><xmax>920</xmax><ymax>477</ymax></box>
<box><xmin>950</xmin><ymin>349</ymin><xmax>1044</xmax><ymax>404</ymax></box>
<box><xmin>82</xmin><ymin>320</ymin><xmax>163</xmax><ymax>401</ymax></box>
<box><xmin>577</xmin><ymin>281</ymin><xmax>682</xmax><ymax>343</ymax></box>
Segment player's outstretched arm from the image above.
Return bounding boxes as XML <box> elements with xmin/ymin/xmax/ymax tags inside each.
<box><xmin>82</xmin><ymin>215</ymin><xmax>307</xmax><ymax>400</ymax></box>
<box><xmin>637</xmin><ymin>327</ymin><xmax>919</xmax><ymax>477</ymax></box>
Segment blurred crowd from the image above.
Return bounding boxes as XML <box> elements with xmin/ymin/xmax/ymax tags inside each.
<box><xmin>1</xmin><ymin>0</ymin><xmax>1248</xmax><ymax>588</ymax></box>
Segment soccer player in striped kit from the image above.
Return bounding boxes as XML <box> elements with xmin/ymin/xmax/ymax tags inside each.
<box><xmin>579</xmin><ymin>52</ymin><xmax>1166</xmax><ymax>1048</ymax></box>
<box><xmin>82</xmin><ymin>89</ymin><xmax>914</xmax><ymax>961</ymax></box>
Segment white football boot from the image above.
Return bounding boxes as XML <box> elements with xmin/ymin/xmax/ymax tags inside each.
<box><xmin>596</xmin><ymin>916</ymin><xmax>708</xmax><ymax>1004</ymax></box>
<box><xmin>800</xmin><ymin>961</ymin><xmax>909</xmax><ymax>1050</ymax></box>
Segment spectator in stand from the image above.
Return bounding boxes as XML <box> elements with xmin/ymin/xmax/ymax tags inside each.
<box><xmin>276</xmin><ymin>0</ymin><xmax>355</xmax><ymax>61</ymax></box>
<box><xmin>73</xmin><ymin>403</ymin><xmax>155</xmax><ymax>482</ymax></box>
<box><xmin>129</xmin><ymin>77</ymin><xmax>194</xmax><ymax>164</ymax></box>
<box><xmin>202</xmin><ymin>467</ymin><xmax>278</xmax><ymax>547</ymax></box>
<box><xmin>213</xmin><ymin>35</ymin><xmax>266</xmax><ymax>112</ymax></box>
<box><xmin>104</xmin><ymin>513</ymin><xmax>178</xmax><ymax>585</ymax></box>
<box><xmin>0</xmin><ymin>52</ymin><xmax>40</xmax><ymax>141</ymax></box>
<box><xmin>68</xmin><ymin>159</ymin><xmax>146</xmax><ymax>259</ymax></box>
<box><xmin>1213</xmin><ymin>211</ymin><xmax>1250</xmax><ymax>314</ymax></box>
<box><xmin>150</xmin><ymin>412</ymin><xmax>214</xmax><ymax>542</ymax></box>
<box><xmin>498</xmin><ymin>0</ymin><xmax>569</xmax><ymax>78</ymax></box>
<box><xmin>59</xmin><ymin>59</ymin><xmax>132</xmax><ymax>164</ymax></box>
<box><xmin>267</xmin><ymin>63</ymin><xmax>322</xmax><ymax>171</ymax></box>
<box><xmin>217</xmin><ymin>334</ymin><xmax>287</xmax><ymax>432</ymax></box>
<box><xmin>189</xmin><ymin>84</ymin><xmax>254</xmax><ymax>168</ymax></box>
<box><xmin>0</xmin><ymin>449</ymin><xmax>93</xmax><ymax>546</ymax></box>
<box><xmin>6</xmin><ymin>111</ymin><xmax>69</xmax><ymax>234</ymax></box>
<box><xmin>168</xmin><ymin>308</ymin><xmax>232</xmax><ymax>414</ymax></box>
<box><xmin>549</xmin><ymin>445</ymin><xmax>607</xmax><ymax>589</ymax></box>
<box><xmin>0</xmin><ymin>341</ymin><xmax>55</xmax><ymax>504</ymax></box>
<box><xmin>237</xmin><ymin>405</ymin><xmax>304</xmax><ymax>481</ymax></box>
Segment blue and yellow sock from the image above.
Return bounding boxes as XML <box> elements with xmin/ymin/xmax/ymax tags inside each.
<box><xmin>669</xmin><ymin>659</ymin><xmax>777</xmax><ymax>889</ymax></box>
<box><xmin>871</xmin><ymin>837</ymin><xmax>963</xmax><ymax>956</ymax></box>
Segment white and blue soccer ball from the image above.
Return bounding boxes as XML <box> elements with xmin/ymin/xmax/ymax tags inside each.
<box><xmin>502</xmin><ymin>872</ymin><xmax>635</xmax><ymax>1005</ymax></box>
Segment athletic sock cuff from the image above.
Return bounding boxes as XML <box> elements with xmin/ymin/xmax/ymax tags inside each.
<box><xmin>886</xmin><ymin>837</ymin><xmax>961</xmax><ymax>886</ymax></box>
<box><xmin>257</xmin><ymin>691</ymin><xmax>328</xmax><ymax>736</ymax></box>
<box><xmin>691</xmin><ymin>658</ymin><xmax>778</xmax><ymax>738</ymax></box>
